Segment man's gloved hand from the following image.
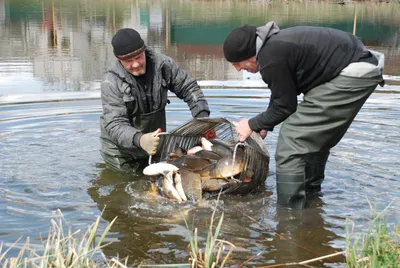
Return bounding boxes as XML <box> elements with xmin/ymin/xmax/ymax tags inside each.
<box><xmin>140</xmin><ymin>129</ymin><xmax>161</xmax><ymax>155</ymax></box>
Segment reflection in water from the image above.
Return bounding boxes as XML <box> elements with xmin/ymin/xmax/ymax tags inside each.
<box><xmin>88</xmin><ymin>166</ymin><xmax>195</xmax><ymax>265</ymax></box>
<box><xmin>267</xmin><ymin>196</ymin><xmax>345</xmax><ymax>265</ymax></box>
<box><xmin>88</xmin><ymin>165</ymin><xmax>344</xmax><ymax>266</ymax></box>
<box><xmin>0</xmin><ymin>0</ymin><xmax>399</xmax><ymax>93</ymax></box>
<box><xmin>0</xmin><ymin>0</ymin><xmax>399</xmax><ymax>266</ymax></box>
<box><xmin>0</xmin><ymin>91</ymin><xmax>398</xmax><ymax>265</ymax></box>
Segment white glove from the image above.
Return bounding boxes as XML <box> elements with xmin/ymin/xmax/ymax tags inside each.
<box><xmin>139</xmin><ymin>129</ymin><xmax>161</xmax><ymax>155</ymax></box>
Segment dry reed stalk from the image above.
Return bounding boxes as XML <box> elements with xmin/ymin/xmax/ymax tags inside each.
<box><xmin>257</xmin><ymin>251</ymin><xmax>346</xmax><ymax>267</ymax></box>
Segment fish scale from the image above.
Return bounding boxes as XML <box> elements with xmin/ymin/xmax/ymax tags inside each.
<box><xmin>144</xmin><ymin>117</ymin><xmax>270</xmax><ymax>201</ymax></box>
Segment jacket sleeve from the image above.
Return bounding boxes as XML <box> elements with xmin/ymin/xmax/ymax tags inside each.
<box><xmin>248</xmin><ymin>59</ymin><xmax>298</xmax><ymax>132</ymax></box>
<box><xmin>101</xmin><ymin>73</ymin><xmax>140</xmax><ymax>149</ymax></box>
<box><xmin>163</xmin><ymin>57</ymin><xmax>210</xmax><ymax>118</ymax></box>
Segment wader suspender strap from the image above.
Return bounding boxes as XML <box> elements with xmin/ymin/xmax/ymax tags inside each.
<box><xmin>107</xmin><ymin>70</ymin><xmax>140</xmax><ymax>126</ymax></box>
<box><xmin>144</xmin><ymin>55</ymin><xmax>155</xmax><ymax>112</ymax></box>
<box><xmin>160</xmin><ymin>65</ymin><xmax>171</xmax><ymax>108</ymax></box>
<box><xmin>108</xmin><ymin>67</ymin><xmax>170</xmax><ymax>123</ymax></box>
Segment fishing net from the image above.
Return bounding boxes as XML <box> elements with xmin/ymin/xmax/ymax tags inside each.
<box><xmin>153</xmin><ymin>117</ymin><xmax>270</xmax><ymax>195</ymax></box>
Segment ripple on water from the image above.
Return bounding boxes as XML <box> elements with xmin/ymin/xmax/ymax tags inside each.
<box><xmin>0</xmin><ymin>91</ymin><xmax>399</xmax><ymax>265</ymax></box>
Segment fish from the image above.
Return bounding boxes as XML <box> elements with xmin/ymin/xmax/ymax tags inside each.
<box><xmin>143</xmin><ymin>163</ymin><xmax>187</xmax><ymax>202</ymax></box>
<box><xmin>144</xmin><ymin>138</ymin><xmax>246</xmax><ymax>202</ymax></box>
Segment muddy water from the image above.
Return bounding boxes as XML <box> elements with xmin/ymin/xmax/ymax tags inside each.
<box><xmin>0</xmin><ymin>0</ymin><xmax>399</xmax><ymax>266</ymax></box>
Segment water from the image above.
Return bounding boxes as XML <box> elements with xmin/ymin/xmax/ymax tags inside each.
<box><xmin>0</xmin><ymin>0</ymin><xmax>399</xmax><ymax>266</ymax></box>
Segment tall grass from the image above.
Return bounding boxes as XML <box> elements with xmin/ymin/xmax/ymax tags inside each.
<box><xmin>0</xmin><ymin>209</ymin><xmax>127</xmax><ymax>268</ymax></box>
<box><xmin>139</xmin><ymin>194</ymin><xmax>239</xmax><ymax>268</ymax></box>
<box><xmin>1</xmin><ymin>203</ymin><xmax>399</xmax><ymax>267</ymax></box>
<box><xmin>183</xmin><ymin>197</ymin><xmax>236</xmax><ymax>268</ymax></box>
<box><xmin>346</xmin><ymin>204</ymin><xmax>400</xmax><ymax>267</ymax></box>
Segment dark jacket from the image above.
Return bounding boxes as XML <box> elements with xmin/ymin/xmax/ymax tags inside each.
<box><xmin>100</xmin><ymin>48</ymin><xmax>209</xmax><ymax>154</ymax></box>
<box><xmin>248</xmin><ymin>22</ymin><xmax>370</xmax><ymax>132</ymax></box>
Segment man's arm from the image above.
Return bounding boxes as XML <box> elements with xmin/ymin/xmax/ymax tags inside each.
<box><xmin>248</xmin><ymin>60</ymin><xmax>298</xmax><ymax>132</ymax></box>
<box><xmin>163</xmin><ymin>57</ymin><xmax>210</xmax><ymax>118</ymax></box>
<box><xmin>101</xmin><ymin>74</ymin><xmax>141</xmax><ymax>149</ymax></box>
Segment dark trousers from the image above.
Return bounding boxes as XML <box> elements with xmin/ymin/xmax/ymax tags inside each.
<box><xmin>275</xmin><ymin>73</ymin><xmax>383</xmax><ymax>208</ymax></box>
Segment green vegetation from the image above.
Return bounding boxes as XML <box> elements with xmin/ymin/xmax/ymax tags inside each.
<box><xmin>140</xmin><ymin>194</ymin><xmax>240</xmax><ymax>268</ymax></box>
<box><xmin>1</xmin><ymin>205</ymin><xmax>399</xmax><ymax>267</ymax></box>
<box><xmin>184</xmin><ymin>197</ymin><xmax>236</xmax><ymax>267</ymax></box>
<box><xmin>346</xmin><ymin>206</ymin><xmax>400</xmax><ymax>267</ymax></box>
<box><xmin>0</xmin><ymin>209</ymin><xmax>126</xmax><ymax>268</ymax></box>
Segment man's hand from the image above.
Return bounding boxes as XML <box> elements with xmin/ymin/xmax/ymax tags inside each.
<box><xmin>260</xmin><ymin>129</ymin><xmax>268</xmax><ymax>139</ymax></box>
<box><xmin>140</xmin><ymin>129</ymin><xmax>161</xmax><ymax>155</ymax></box>
<box><xmin>234</xmin><ymin>119</ymin><xmax>253</xmax><ymax>142</ymax></box>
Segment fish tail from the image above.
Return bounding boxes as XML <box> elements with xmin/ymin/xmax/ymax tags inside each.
<box><xmin>163</xmin><ymin>174</ymin><xmax>183</xmax><ymax>202</ymax></box>
<box><xmin>173</xmin><ymin>172</ymin><xmax>187</xmax><ymax>202</ymax></box>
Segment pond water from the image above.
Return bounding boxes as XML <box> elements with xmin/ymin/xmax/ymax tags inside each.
<box><xmin>0</xmin><ymin>0</ymin><xmax>399</xmax><ymax>266</ymax></box>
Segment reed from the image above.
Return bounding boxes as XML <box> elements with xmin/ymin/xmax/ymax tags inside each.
<box><xmin>1</xmin><ymin>203</ymin><xmax>399</xmax><ymax>267</ymax></box>
<box><xmin>0</xmin><ymin>209</ymin><xmax>127</xmax><ymax>268</ymax></box>
<box><xmin>139</xmin><ymin>193</ymin><xmax>238</xmax><ymax>268</ymax></box>
<box><xmin>345</xmin><ymin>204</ymin><xmax>400</xmax><ymax>267</ymax></box>
<box><xmin>183</xmin><ymin>195</ymin><xmax>236</xmax><ymax>268</ymax></box>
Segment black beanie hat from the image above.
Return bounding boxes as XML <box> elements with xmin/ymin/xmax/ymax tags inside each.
<box><xmin>112</xmin><ymin>28</ymin><xmax>145</xmax><ymax>60</ymax></box>
<box><xmin>223</xmin><ymin>25</ymin><xmax>257</xmax><ymax>63</ymax></box>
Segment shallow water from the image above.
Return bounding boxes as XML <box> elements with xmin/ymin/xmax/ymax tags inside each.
<box><xmin>1</xmin><ymin>0</ymin><xmax>400</xmax><ymax>266</ymax></box>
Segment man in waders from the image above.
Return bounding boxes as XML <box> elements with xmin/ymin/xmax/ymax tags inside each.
<box><xmin>223</xmin><ymin>22</ymin><xmax>384</xmax><ymax>209</ymax></box>
<box><xmin>100</xmin><ymin>28</ymin><xmax>210</xmax><ymax>172</ymax></box>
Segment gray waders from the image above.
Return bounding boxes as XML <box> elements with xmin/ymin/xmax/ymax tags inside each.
<box><xmin>275</xmin><ymin>51</ymin><xmax>384</xmax><ymax>209</ymax></box>
<box><xmin>100</xmin><ymin>68</ymin><xmax>170</xmax><ymax>173</ymax></box>
<box><xmin>100</xmin><ymin>106</ymin><xmax>166</xmax><ymax>173</ymax></box>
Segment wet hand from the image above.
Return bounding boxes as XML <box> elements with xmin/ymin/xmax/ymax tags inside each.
<box><xmin>234</xmin><ymin>119</ymin><xmax>253</xmax><ymax>142</ymax></box>
<box><xmin>140</xmin><ymin>129</ymin><xmax>161</xmax><ymax>155</ymax></box>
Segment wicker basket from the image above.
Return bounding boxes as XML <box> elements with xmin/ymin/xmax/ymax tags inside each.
<box><xmin>152</xmin><ymin>117</ymin><xmax>270</xmax><ymax>195</ymax></box>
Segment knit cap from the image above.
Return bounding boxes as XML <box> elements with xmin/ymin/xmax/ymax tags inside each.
<box><xmin>223</xmin><ymin>25</ymin><xmax>257</xmax><ymax>62</ymax></box>
<box><xmin>112</xmin><ymin>28</ymin><xmax>145</xmax><ymax>60</ymax></box>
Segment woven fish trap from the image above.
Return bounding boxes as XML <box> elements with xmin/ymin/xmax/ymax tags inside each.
<box><xmin>153</xmin><ymin>117</ymin><xmax>270</xmax><ymax>195</ymax></box>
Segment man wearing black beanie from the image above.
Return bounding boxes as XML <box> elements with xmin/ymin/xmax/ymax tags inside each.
<box><xmin>223</xmin><ymin>21</ymin><xmax>385</xmax><ymax>209</ymax></box>
<box><xmin>100</xmin><ymin>28</ymin><xmax>210</xmax><ymax>173</ymax></box>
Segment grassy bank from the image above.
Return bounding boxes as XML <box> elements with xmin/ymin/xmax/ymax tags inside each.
<box><xmin>1</xmin><ymin>206</ymin><xmax>399</xmax><ymax>267</ymax></box>
<box><xmin>0</xmin><ymin>209</ymin><xmax>126</xmax><ymax>267</ymax></box>
<box><xmin>346</xmin><ymin>205</ymin><xmax>400</xmax><ymax>267</ymax></box>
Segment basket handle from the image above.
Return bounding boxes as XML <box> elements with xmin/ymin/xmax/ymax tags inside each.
<box><xmin>148</xmin><ymin>131</ymin><xmax>170</xmax><ymax>165</ymax></box>
<box><xmin>231</xmin><ymin>142</ymin><xmax>246</xmax><ymax>182</ymax></box>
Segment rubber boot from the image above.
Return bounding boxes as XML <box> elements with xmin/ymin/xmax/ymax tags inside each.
<box><xmin>304</xmin><ymin>151</ymin><xmax>330</xmax><ymax>193</ymax></box>
<box><xmin>276</xmin><ymin>173</ymin><xmax>306</xmax><ymax>209</ymax></box>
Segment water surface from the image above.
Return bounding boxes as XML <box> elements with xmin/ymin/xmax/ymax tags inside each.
<box><xmin>0</xmin><ymin>0</ymin><xmax>399</xmax><ymax>266</ymax></box>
